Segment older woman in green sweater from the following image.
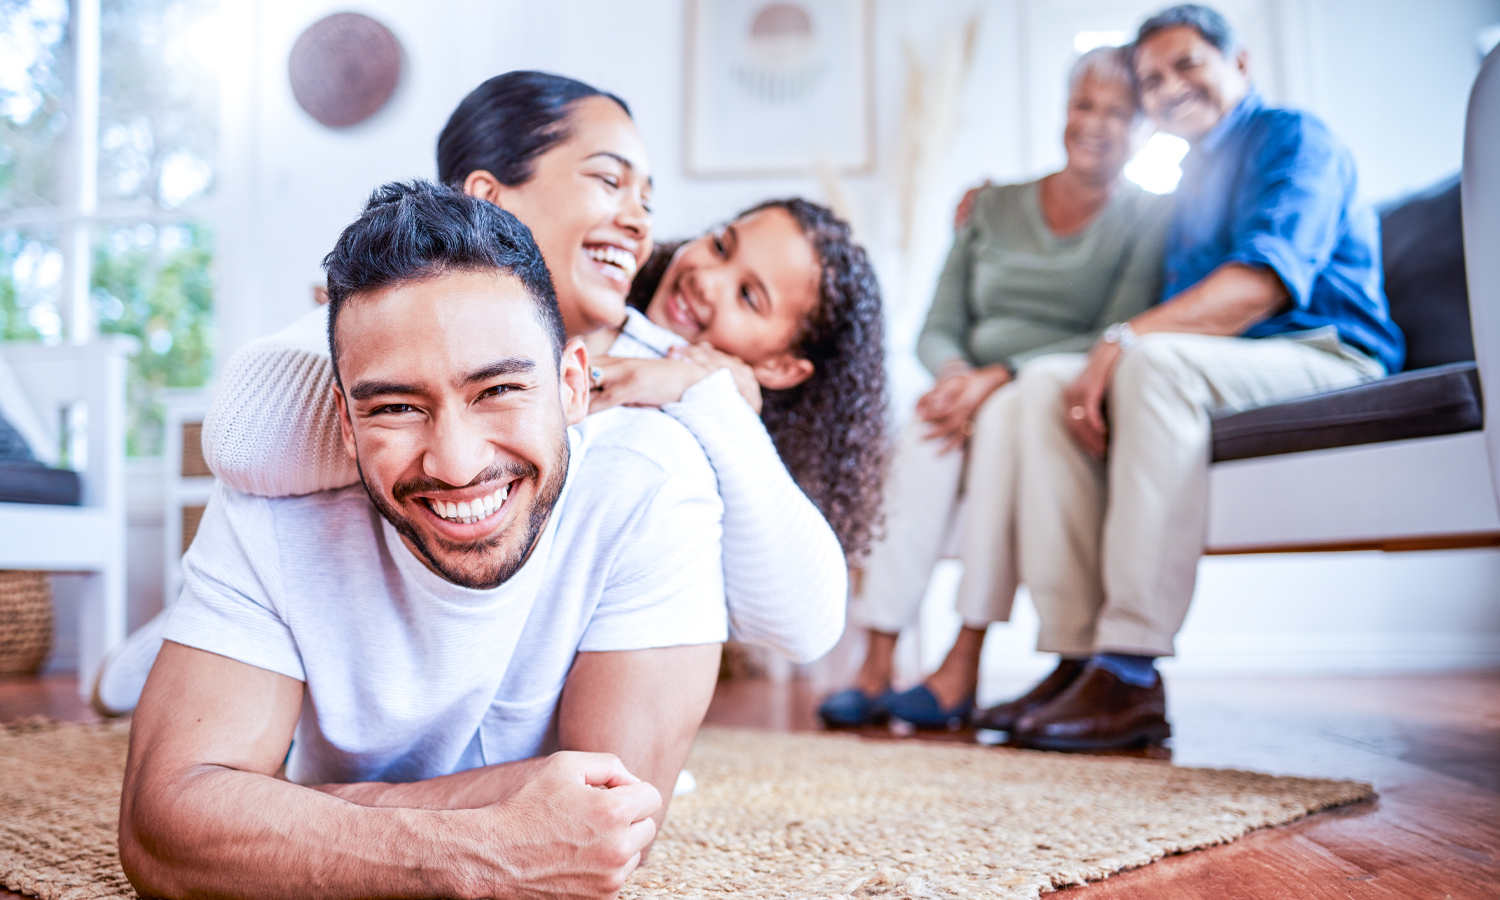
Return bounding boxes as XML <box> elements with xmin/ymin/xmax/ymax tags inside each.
<box><xmin>821</xmin><ymin>46</ymin><xmax>1173</xmax><ymax>729</ymax></box>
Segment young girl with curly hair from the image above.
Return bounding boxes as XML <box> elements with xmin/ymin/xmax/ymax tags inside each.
<box><xmin>589</xmin><ymin>197</ymin><xmax>887</xmax><ymax>562</ymax></box>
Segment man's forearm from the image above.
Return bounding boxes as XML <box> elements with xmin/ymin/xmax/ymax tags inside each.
<box><xmin>312</xmin><ymin>756</ymin><xmax>544</xmax><ymax>809</ymax></box>
<box><xmin>122</xmin><ymin>765</ymin><xmax>488</xmax><ymax>900</ymax></box>
<box><xmin>558</xmin><ymin>644</ymin><xmax>722</xmax><ymax>835</ymax></box>
<box><xmin>1132</xmin><ymin>263</ymin><xmax>1289</xmax><ymax>337</ymax></box>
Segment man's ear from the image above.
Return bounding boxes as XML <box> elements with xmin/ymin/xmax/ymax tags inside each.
<box><xmin>331</xmin><ymin>383</ymin><xmax>358</xmax><ymax>462</ymax></box>
<box><xmin>558</xmin><ymin>337</ymin><xmax>591</xmax><ymax>425</ymax></box>
<box><xmin>752</xmin><ymin>352</ymin><xmax>815</xmax><ymax>391</ymax></box>
<box><xmin>1234</xmin><ymin>48</ymin><xmax>1251</xmax><ymax>81</ymax></box>
<box><xmin>462</xmin><ymin>170</ymin><xmax>506</xmax><ymax>207</ymax></box>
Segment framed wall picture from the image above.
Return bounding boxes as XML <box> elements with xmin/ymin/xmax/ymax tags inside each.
<box><xmin>685</xmin><ymin>0</ymin><xmax>874</xmax><ymax>177</ymax></box>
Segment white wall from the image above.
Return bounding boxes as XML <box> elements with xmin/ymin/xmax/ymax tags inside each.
<box><xmin>151</xmin><ymin>0</ymin><xmax>1500</xmax><ymax>677</ymax></box>
<box><xmin>210</xmin><ymin>0</ymin><xmax>1500</xmax><ymax>378</ymax></box>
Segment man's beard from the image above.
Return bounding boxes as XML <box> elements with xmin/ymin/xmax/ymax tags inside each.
<box><xmin>359</xmin><ymin>442</ymin><xmax>570</xmax><ymax>590</ymax></box>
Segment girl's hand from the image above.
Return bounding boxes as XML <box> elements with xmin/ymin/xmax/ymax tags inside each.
<box><xmin>589</xmin><ymin>356</ymin><xmax>711</xmax><ymax>414</ymax></box>
<box><xmin>667</xmin><ymin>343</ymin><xmax>762</xmax><ymax>414</ymax></box>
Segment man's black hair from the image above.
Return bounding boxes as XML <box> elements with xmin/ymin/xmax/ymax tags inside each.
<box><xmin>323</xmin><ymin>179</ymin><xmax>566</xmax><ymax>382</ymax></box>
<box><xmin>1132</xmin><ymin>4</ymin><xmax>1239</xmax><ymax>66</ymax></box>
<box><xmin>436</xmin><ymin>71</ymin><xmax>631</xmax><ymax>188</ymax></box>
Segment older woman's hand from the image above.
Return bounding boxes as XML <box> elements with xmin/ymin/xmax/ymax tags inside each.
<box><xmin>916</xmin><ymin>363</ymin><xmax>1012</xmax><ymax>454</ymax></box>
<box><xmin>589</xmin><ymin>356</ymin><xmax>712</xmax><ymax>414</ymax></box>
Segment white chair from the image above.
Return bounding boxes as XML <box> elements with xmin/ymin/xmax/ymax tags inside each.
<box><xmin>1465</xmin><ymin>45</ymin><xmax>1500</xmax><ymax>522</ymax></box>
<box><xmin>0</xmin><ymin>337</ymin><xmax>133</xmax><ymax>692</ymax></box>
<box><xmin>1202</xmin><ymin>46</ymin><xmax>1499</xmax><ymax>555</ymax></box>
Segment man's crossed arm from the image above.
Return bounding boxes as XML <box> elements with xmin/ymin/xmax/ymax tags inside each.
<box><xmin>119</xmin><ymin>639</ymin><xmax>720</xmax><ymax>900</ymax></box>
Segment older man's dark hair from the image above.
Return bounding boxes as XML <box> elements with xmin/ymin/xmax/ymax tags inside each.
<box><xmin>1131</xmin><ymin>4</ymin><xmax>1240</xmax><ymax>66</ymax></box>
<box><xmin>323</xmin><ymin>179</ymin><xmax>566</xmax><ymax>383</ymax></box>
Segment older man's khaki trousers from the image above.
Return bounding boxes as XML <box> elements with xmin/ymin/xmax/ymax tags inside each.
<box><xmin>1011</xmin><ymin>331</ymin><xmax>1384</xmax><ymax>657</ymax></box>
<box><xmin>849</xmin><ymin>382</ymin><xmax>1023</xmax><ymax>635</ymax></box>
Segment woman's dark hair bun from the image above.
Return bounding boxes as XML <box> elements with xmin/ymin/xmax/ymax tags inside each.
<box><xmin>437</xmin><ymin>70</ymin><xmax>631</xmax><ymax>188</ymax></box>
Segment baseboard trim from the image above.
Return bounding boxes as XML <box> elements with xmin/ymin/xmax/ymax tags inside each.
<box><xmin>1206</xmin><ymin>531</ymin><xmax>1500</xmax><ymax>555</ymax></box>
<box><xmin>1163</xmin><ymin>632</ymin><xmax>1500</xmax><ymax>674</ymax></box>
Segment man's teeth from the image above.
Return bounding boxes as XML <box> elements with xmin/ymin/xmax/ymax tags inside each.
<box><xmin>429</xmin><ymin>485</ymin><xmax>510</xmax><ymax>524</ymax></box>
<box><xmin>586</xmin><ymin>246</ymin><xmax>638</xmax><ymax>278</ymax></box>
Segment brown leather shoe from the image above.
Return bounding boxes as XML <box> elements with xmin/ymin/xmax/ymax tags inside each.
<box><xmin>970</xmin><ymin>658</ymin><xmax>1086</xmax><ymax>733</ymax></box>
<box><xmin>1011</xmin><ymin>663</ymin><xmax>1170</xmax><ymax>751</ymax></box>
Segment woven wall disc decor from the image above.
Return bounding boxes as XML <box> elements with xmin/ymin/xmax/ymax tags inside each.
<box><xmin>288</xmin><ymin>13</ymin><xmax>402</xmax><ymax>128</ymax></box>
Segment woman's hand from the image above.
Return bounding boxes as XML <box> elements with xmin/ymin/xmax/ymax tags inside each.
<box><xmin>915</xmin><ymin>363</ymin><xmax>1012</xmax><ymax>454</ymax></box>
<box><xmin>589</xmin><ymin>356</ymin><xmax>711</xmax><ymax>414</ymax></box>
<box><xmin>1061</xmin><ymin>342</ymin><xmax>1122</xmax><ymax>459</ymax></box>
<box><xmin>666</xmin><ymin>343</ymin><xmax>763</xmax><ymax>414</ymax></box>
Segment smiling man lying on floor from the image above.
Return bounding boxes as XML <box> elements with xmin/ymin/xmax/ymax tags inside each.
<box><xmin>118</xmin><ymin>181</ymin><xmax>727</xmax><ymax>900</ymax></box>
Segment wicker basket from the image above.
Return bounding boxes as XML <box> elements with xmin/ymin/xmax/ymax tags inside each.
<box><xmin>0</xmin><ymin>571</ymin><xmax>53</xmax><ymax>677</ymax></box>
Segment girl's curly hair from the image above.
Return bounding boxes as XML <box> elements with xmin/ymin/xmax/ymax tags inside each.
<box><xmin>627</xmin><ymin>199</ymin><xmax>888</xmax><ymax>560</ymax></box>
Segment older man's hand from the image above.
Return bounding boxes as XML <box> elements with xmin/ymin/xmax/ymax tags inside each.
<box><xmin>1061</xmin><ymin>341</ymin><xmax>1123</xmax><ymax>459</ymax></box>
<box><xmin>953</xmin><ymin>180</ymin><xmax>995</xmax><ymax>231</ymax></box>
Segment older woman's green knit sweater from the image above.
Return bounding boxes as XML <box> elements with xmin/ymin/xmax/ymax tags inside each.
<box><xmin>917</xmin><ymin>178</ymin><xmax>1173</xmax><ymax>374</ymax></box>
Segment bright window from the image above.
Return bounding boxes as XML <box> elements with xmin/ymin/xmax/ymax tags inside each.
<box><xmin>1</xmin><ymin>0</ymin><xmax>218</xmax><ymax>456</ymax></box>
<box><xmin>1124</xmin><ymin>132</ymin><xmax>1190</xmax><ymax>195</ymax></box>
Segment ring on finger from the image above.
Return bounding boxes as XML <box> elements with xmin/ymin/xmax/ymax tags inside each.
<box><xmin>1069</xmin><ymin>405</ymin><xmax>1087</xmax><ymax>420</ymax></box>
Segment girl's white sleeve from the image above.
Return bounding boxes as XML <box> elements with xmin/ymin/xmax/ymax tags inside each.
<box><xmin>202</xmin><ymin>306</ymin><xmax>357</xmax><ymax>497</ymax></box>
<box><xmin>662</xmin><ymin>369</ymin><xmax>847</xmax><ymax>663</ymax></box>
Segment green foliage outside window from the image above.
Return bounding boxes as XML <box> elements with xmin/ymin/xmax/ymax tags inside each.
<box><xmin>0</xmin><ymin>263</ymin><xmax>43</xmax><ymax>342</ymax></box>
<box><xmin>92</xmin><ymin>222</ymin><xmax>213</xmax><ymax>456</ymax></box>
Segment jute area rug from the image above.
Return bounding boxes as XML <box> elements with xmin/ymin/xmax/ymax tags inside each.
<box><xmin>0</xmin><ymin>721</ymin><xmax>1372</xmax><ymax>900</ymax></box>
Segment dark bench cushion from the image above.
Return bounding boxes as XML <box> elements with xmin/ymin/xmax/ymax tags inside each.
<box><xmin>1210</xmin><ymin>362</ymin><xmax>1482</xmax><ymax>462</ymax></box>
<box><xmin>0</xmin><ymin>460</ymin><xmax>82</xmax><ymax>505</ymax></box>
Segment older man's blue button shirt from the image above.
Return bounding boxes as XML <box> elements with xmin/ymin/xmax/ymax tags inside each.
<box><xmin>1164</xmin><ymin>90</ymin><xmax>1405</xmax><ymax>372</ymax></box>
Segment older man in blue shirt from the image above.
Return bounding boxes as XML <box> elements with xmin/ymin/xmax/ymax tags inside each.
<box><xmin>969</xmin><ymin>4</ymin><xmax>1403</xmax><ymax>750</ymax></box>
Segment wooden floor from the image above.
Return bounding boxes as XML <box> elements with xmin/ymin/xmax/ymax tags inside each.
<box><xmin>4</xmin><ymin>671</ymin><xmax>1499</xmax><ymax>898</ymax></box>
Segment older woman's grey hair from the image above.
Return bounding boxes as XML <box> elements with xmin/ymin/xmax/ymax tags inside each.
<box><xmin>1068</xmin><ymin>45</ymin><xmax>1138</xmax><ymax>103</ymax></box>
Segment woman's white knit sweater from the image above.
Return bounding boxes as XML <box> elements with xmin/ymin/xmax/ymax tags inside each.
<box><xmin>202</xmin><ymin>306</ymin><xmax>847</xmax><ymax>663</ymax></box>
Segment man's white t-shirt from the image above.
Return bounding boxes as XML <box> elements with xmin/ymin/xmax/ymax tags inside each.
<box><xmin>164</xmin><ymin>407</ymin><xmax>727</xmax><ymax>786</ymax></box>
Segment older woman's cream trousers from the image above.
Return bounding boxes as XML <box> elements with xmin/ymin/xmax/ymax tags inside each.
<box><xmin>1013</xmin><ymin>331</ymin><xmax>1384</xmax><ymax>658</ymax></box>
<box><xmin>849</xmin><ymin>382</ymin><xmax>1023</xmax><ymax>635</ymax></box>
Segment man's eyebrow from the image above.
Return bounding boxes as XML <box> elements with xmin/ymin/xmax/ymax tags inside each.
<box><xmin>349</xmin><ymin>380</ymin><xmax>421</xmax><ymax>402</ymax></box>
<box><xmin>586</xmin><ymin>151</ymin><xmax>654</xmax><ymax>190</ymax></box>
<box><xmin>460</xmin><ymin>357</ymin><xmax>537</xmax><ymax>385</ymax></box>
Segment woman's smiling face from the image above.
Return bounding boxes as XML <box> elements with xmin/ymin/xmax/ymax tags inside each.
<box><xmin>470</xmin><ymin>95</ymin><xmax>654</xmax><ymax>337</ymax></box>
<box><xmin>645</xmin><ymin>206</ymin><xmax>819</xmax><ymax>388</ymax></box>
<box><xmin>1062</xmin><ymin>72</ymin><xmax>1139</xmax><ymax>182</ymax></box>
